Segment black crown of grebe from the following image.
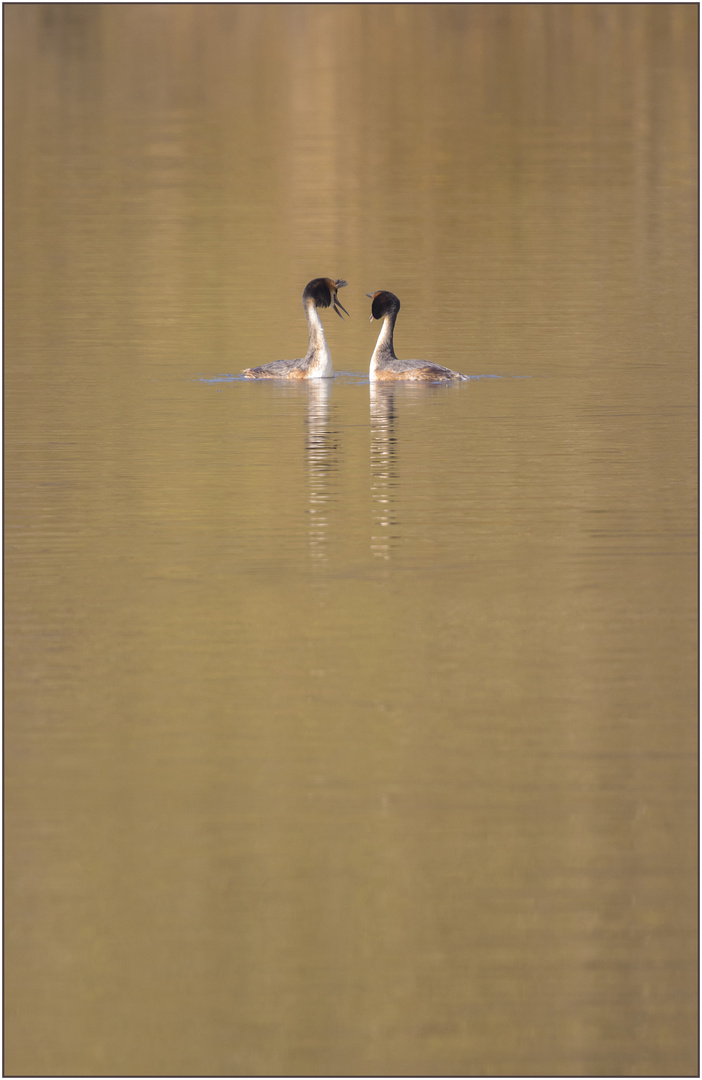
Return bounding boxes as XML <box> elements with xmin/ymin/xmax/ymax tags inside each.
<box><xmin>243</xmin><ymin>278</ymin><xmax>349</xmax><ymax>380</ymax></box>
<box><xmin>366</xmin><ymin>290</ymin><xmax>468</xmax><ymax>382</ymax></box>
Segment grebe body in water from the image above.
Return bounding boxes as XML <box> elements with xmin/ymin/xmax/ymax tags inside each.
<box><xmin>243</xmin><ymin>278</ymin><xmax>348</xmax><ymax>379</ymax></box>
<box><xmin>367</xmin><ymin>290</ymin><xmax>468</xmax><ymax>381</ymax></box>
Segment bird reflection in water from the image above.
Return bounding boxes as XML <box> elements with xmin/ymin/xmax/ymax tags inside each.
<box><xmin>305</xmin><ymin>379</ymin><xmax>336</xmax><ymax>562</ymax></box>
<box><xmin>369</xmin><ymin>384</ymin><xmax>399</xmax><ymax>560</ymax></box>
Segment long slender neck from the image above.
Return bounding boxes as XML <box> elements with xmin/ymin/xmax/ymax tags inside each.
<box><xmin>305</xmin><ymin>301</ymin><xmax>328</xmax><ymax>358</ymax></box>
<box><xmin>371</xmin><ymin>312</ymin><xmax>398</xmax><ymax>365</ymax></box>
<box><xmin>304</xmin><ymin>300</ymin><xmax>333</xmax><ymax>376</ymax></box>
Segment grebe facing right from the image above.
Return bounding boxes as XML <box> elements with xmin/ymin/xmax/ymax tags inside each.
<box><xmin>367</xmin><ymin>290</ymin><xmax>468</xmax><ymax>381</ymax></box>
<box><xmin>243</xmin><ymin>278</ymin><xmax>348</xmax><ymax>379</ymax></box>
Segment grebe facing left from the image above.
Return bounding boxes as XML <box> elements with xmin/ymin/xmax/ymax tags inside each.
<box><xmin>243</xmin><ymin>278</ymin><xmax>348</xmax><ymax>379</ymax></box>
<box><xmin>367</xmin><ymin>291</ymin><xmax>468</xmax><ymax>381</ymax></box>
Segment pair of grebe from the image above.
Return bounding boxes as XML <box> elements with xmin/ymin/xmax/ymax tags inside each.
<box><xmin>242</xmin><ymin>278</ymin><xmax>468</xmax><ymax>382</ymax></box>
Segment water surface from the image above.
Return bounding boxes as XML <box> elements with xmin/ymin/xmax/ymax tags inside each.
<box><xmin>5</xmin><ymin>5</ymin><xmax>697</xmax><ymax>1076</ymax></box>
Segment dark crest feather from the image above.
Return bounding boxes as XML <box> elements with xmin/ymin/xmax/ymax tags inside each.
<box><xmin>303</xmin><ymin>278</ymin><xmax>334</xmax><ymax>309</ymax></box>
<box><xmin>371</xmin><ymin>291</ymin><xmax>401</xmax><ymax>320</ymax></box>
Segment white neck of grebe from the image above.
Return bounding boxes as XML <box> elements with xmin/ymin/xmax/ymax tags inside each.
<box><xmin>305</xmin><ymin>300</ymin><xmax>334</xmax><ymax>378</ymax></box>
<box><xmin>369</xmin><ymin>314</ymin><xmax>397</xmax><ymax>380</ymax></box>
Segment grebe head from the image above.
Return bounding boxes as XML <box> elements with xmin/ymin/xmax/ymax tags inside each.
<box><xmin>303</xmin><ymin>278</ymin><xmax>350</xmax><ymax>319</ymax></box>
<box><xmin>367</xmin><ymin>290</ymin><xmax>401</xmax><ymax>322</ymax></box>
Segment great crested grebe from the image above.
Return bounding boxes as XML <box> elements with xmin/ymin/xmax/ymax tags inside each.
<box><xmin>367</xmin><ymin>290</ymin><xmax>468</xmax><ymax>381</ymax></box>
<box><xmin>242</xmin><ymin>278</ymin><xmax>348</xmax><ymax>379</ymax></box>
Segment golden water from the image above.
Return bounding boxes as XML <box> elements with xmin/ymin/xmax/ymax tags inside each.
<box><xmin>5</xmin><ymin>5</ymin><xmax>697</xmax><ymax>1076</ymax></box>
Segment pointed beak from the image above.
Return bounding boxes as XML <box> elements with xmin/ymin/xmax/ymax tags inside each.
<box><xmin>332</xmin><ymin>280</ymin><xmax>349</xmax><ymax>318</ymax></box>
<box><xmin>366</xmin><ymin>292</ymin><xmax>375</xmax><ymax>320</ymax></box>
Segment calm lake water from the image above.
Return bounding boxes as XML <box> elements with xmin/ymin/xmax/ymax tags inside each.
<box><xmin>4</xmin><ymin>5</ymin><xmax>697</xmax><ymax>1077</ymax></box>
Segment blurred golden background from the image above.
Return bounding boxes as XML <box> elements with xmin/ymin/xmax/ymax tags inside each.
<box><xmin>5</xmin><ymin>5</ymin><xmax>697</xmax><ymax>1076</ymax></box>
